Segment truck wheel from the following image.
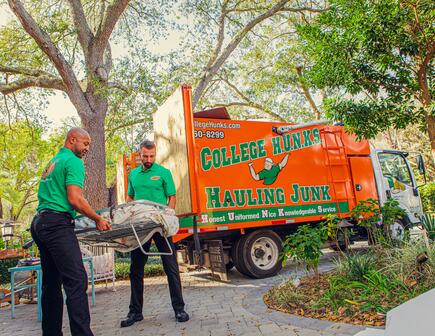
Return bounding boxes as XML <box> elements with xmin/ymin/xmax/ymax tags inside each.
<box><xmin>231</xmin><ymin>236</ymin><xmax>252</xmax><ymax>277</ymax></box>
<box><xmin>235</xmin><ymin>230</ymin><xmax>283</xmax><ymax>279</ymax></box>
<box><xmin>389</xmin><ymin>220</ymin><xmax>407</xmax><ymax>242</ymax></box>
<box><xmin>225</xmin><ymin>261</ymin><xmax>235</xmax><ymax>271</ymax></box>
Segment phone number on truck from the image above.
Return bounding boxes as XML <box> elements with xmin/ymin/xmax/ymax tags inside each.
<box><xmin>194</xmin><ymin>130</ymin><xmax>225</xmax><ymax>139</ymax></box>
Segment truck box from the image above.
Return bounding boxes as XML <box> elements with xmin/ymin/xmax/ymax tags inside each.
<box><xmin>117</xmin><ymin>85</ymin><xmax>424</xmax><ymax>279</ymax></box>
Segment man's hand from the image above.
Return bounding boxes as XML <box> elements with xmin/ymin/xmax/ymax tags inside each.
<box><xmin>164</xmin><ymin>208</ymin><xmax>176</xmax><ymax>216</ymax></box>
<box><xmin>95</xmin><ymin>216</ymin><xmax>111</xmax><ymax>231</ymax></box>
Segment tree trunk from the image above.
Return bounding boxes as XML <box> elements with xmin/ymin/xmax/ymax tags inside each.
<box><xmin>81</xmin><ymin>105</ymin><xmax>108</xmax><ymax>210</ymax></box>
<box><xmin>0</xmin><ymin>198</ymin><xmax>3</xmax><ymax>219</ymax></box>
<box><xmin>426</xmin><ymin>113</ymin><xmax>435</xmax><ymax>160</ymax></box>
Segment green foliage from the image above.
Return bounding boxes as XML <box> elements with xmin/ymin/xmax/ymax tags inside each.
<box><xmin>268</xmin><ymin>241</ymin><xmax>435</xmax><ymax>321</ymax></box>
<box><xmin>381</xmin><ymin>198</ymin><xmax>407</xmax><ymax>243</ymax></box>
<box><xmin>316</xmin><ymin>262</ymin><xmax>416</xmax><ymax>314</ymax></box>
<box><xmin>322</xmin><ymin>214</ymin><xmax>353</xmax><ymax>251</ymax></box>
<box><xmin>322</xmin><ymin>214</ymin><xmax>340</xmax><ymax>241</ymax></box>
<box><xmin>351</xmin><ymin>198</ymin><xmax>380</xmax><ymax>243</ymax></box>
<box><xmin>335</xmin><ymin>253</ymin><xmax>377</xmax><ymax>282</ymax></box>
<box><xmin>266</xmin><ymin>280</ymin><xmax>308</xmax><ymax>309</ymax></box>
<box><xmin>351</xmin><ymin>198</ymin><xmax>407</xmax><ymax>245</ymax></box>
<box><xmin>0</xmin><ymin>122</ymin><xmax>62</xmax><ymax>221</ymax></box>
<box><xmin>379</xmin><ymin>240</ymin><xmax>435</xmax><ymax>291</ymax></box>
<box><xmin>420</xmin><ymin>213</ymin><xmax>435</xmax><ymax>241</ymax></box>
<box><xmin>420</xmin><ymin>182</ymin><xmax>435</xmax><ymax>213</ymax></box>
<box><xmin>0</xmin><ymin>257</ymin><xmax>20</xmax><ymax>284</ymax></box>
<box><xmin>381</xmin><ymin>199</ymin><xmax>406</xmax><ymax>226</ymax></box>
<box><xmin>282</xmin><ymin>224</ymin><xmax>328</xmax><ymax>274</ymax></box>
<box><xmin>297</xmin><ymin>0</ymin><xmax>435</xmax><ymax>140</ymax></box>
<box><xmin>114</xmin><ymin>260</ymin><xmax>164</xmax><ymax>280</ymax></box>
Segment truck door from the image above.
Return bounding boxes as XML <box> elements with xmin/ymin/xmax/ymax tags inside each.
<box><xmin>374</xmin><ymin>151</ymin><xmax>423</xmax><ymax>224</ymax></box>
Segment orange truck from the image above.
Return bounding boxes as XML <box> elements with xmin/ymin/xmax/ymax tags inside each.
<box><xmin>117</xmin><ymin>85</ymin><xmax>426</xmax><ymax>279</ymax></box>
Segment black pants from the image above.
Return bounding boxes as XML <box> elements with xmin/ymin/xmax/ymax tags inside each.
<box><xmin>31</xmin><ymin>212</ymin><xmax>93</xmax><ymax>336</ymax></box>
<box><xmin>129</xmin><ymin>233</ymin><xmax>185</xmax><ymax>315</ymax></box>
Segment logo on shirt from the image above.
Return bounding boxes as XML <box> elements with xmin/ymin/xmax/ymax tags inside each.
<box><xmin>151</xmin><ymin>176</ymin><xmax>161</xmax><ymax>181</ymax></box>
<box><xmin>42</xmin><ymin>162</ymin><xmax>56</xmax><ymax>179</ymax></box>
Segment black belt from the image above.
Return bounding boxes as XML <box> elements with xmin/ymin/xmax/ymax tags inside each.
<box><xmin>38</xmin><ymin>209</ymin><xmax>72</xmax><ymax>218</ymax></box>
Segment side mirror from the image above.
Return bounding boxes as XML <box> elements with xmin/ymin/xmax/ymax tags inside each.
<box><xmin>416</xmin><ymin>154</ymin><xmax>427</xmax><ymax>184</ymax></box>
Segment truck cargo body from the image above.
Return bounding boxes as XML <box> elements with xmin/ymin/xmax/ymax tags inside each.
<box><xmin>118</xmin><ymin>85</ymin><xmax>424</xmax><ymax>279</ymax></box>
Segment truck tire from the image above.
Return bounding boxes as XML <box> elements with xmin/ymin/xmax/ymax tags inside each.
<box><xmin>231</xmin><ymin>235</ymin><xmax>252</xmax><ymax>277</ymax></box>
<box><xmin>225</xmin><ymin>261</ymin><xmax>235</xmax><ymax>271</ymax></box>
<box><xmin>389</xmin><ymin>219</ymin><xmax>407</xmax><ymax>242</ymax></box>
<box><xmin>234</xmin><ymin>230</ymin><xmax>283</xmax><ymax>279</ymax></box>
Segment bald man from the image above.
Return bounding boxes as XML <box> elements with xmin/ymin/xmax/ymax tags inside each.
<box><xmin>31</xmin><ymin>128</ymin><xmax>111</xmax><ymax>336</ymax></box>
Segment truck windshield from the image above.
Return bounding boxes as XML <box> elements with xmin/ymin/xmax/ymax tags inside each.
<box><xmin>378</xmin><ymin>152</ymin><xmax>413</xmax><ymax>187</ymax></box>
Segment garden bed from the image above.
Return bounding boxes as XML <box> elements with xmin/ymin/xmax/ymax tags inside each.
<box><xmin>265</xmin><ymin>242</ymin><xmax>435</xmax><ymax>327</ymax></box>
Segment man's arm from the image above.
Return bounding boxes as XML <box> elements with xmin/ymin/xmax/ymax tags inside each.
<box><xmin>248</xmin><ymin>162</ymin><xmax>260</xmax><ymax>180</ymax></box>
<box><xmin>279</xmin><ymin>154</ymin><xmax>289</xmax><ymax>170</ymax></box>
<box><xmin>168</xmin><ymin>195</ymin><xmax>176</xmax><ymax>209</ymax></box>
<box><xmin>67</xmin><ymin>185</ymin><xmax>111</xmax><ymax>231</ymax></box>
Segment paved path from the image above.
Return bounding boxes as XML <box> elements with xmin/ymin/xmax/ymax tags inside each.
<box><xmin>0</xmin><ymin>252</ymin><xmax>366</xmax><ymax>336</ymax></box>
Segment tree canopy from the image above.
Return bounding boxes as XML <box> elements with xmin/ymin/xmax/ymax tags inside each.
<box><xmin>0</xmin><ymin>121</ymin><xmax>62</xmax><ymax>221</ymax></box>
<box><xmin>297</xmin><ymin>0</ymin><xmax>434</xmax><ymax>154</ymax></box>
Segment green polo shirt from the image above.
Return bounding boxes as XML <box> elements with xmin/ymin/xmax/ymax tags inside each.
<box><xmin>258</xmin><ymin>165</ymin><xmax>281</xmax><ymax>185</ymax></box>
<box><xmin>128</xmin><ymin>163</ymin><xmax>176</xmax><ymax>205</ymax></box>
<box><xmin>37</xmin><ymin>147</ymin><xmax>85</xmax><ymax>217</ymax></box>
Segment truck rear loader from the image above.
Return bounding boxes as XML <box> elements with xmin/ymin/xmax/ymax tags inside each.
<box><xmin>117</xmin><ymin>85</ymin><xmax>426</xmax><ymax>279</ymax></box>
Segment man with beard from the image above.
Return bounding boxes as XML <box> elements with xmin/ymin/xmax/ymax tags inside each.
<box><xmin>31</xmin><ymin>128</ymin><xmax>111</xmax><ymax>336</ymax></box>
<box><xmin>121</xmin><ymin>139</ymin><xmax>189</xmax><ymax>328</ymax></box>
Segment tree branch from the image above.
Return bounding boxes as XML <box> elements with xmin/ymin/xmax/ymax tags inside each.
<box><xmin>67</xmin><ymin>0</ymin><xmax>94</xmax><ymax>56</ymax></box>
<box><xmin>192</xmin><ymin>0</ymin><xmax>291</xmax><ymax>108</ymax></box>
<box><xmin>93</xmin><ymin>0</ymin><xmax>129</xmax><ymax>63</ymax></box>
<box><xmin>296</xmin><ymin>66</ymin><xmax>321</xmax><ymax>120</ymax></box>
<box><xmin>107</xmin><ymin>82</ymin><xmax>130</xmax><ymax>93</ymax></box>
<box><xmin>205</xmin><ymin>0</ymin><xmax>229</xmax><ymax>69</ymax></box>
<box><xmin>8</xmin><ymin>0</ymin><xmax>93</xmax><ymax>118</ymax></box>
<box><xmin>218</xmin><ymin>75</ymin><xmax>286</xmax><ymax>122</ymax></box>
<box><xmin>0</xmin><ymin>65</ymin><xmax>55</xmax><ymax>77</ymax></box>
<box><xmin>106</xmin><ymin>117</ymin><xmax>150</xmax><ymax>135</ymax></box>
<box><xmin>280</xmin><ymin>6</ymin><xmax>329</xmax><ymax>13</ymax></box>
<box><xmin>0</xmin><ymin>76</ymin><xmax>66</xmax><ymax>95</ymax></box>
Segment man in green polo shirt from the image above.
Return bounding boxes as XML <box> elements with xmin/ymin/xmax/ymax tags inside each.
<box><xmin>249</xmin><ymin>153</ymin><xmax>289</xmax><ymax>185</ymax></box>
<box><xmin>31</xmin><ymin>128</ymin><xmax>111</xmax><ymax>336</ymax></box>
<box><xmin>121</xmin><ymin>140</ymin><xmax>189</xmax><ymax>328</ymax></box>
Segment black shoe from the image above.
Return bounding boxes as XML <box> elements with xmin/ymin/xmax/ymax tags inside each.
<box><xmin>120</xmin><ymin>313</ymin><xmax>144</xmax><ymax>328</ymax></box>
<box><xmin>175</xmin><ymin>310</ymin><xmax>189</xmax><ymax>322</ymax></box>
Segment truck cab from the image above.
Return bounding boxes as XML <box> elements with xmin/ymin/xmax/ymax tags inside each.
<box><xmin>372</xmin><ymin>150</ymin><xmax>425</xmax><ymax>231</ymax></box>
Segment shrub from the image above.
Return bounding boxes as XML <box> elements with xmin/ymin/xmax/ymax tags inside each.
<box><xmin>420</xmin><ymin>182</ymin><xmax>435</xmax><ymax>213</ymax></box>
<box><xmin>115</xmin><ymin>261</ymin><xmax>164</xmax><ymax>280</ymax></box>
<box><xmin>351</xmin><ymin>198</ymin><xmax>380</xmax><ymax>244</ymax></box>
<box><xmin>335</xmin><ymin>252</ymin><xmax>377</xmax><ymax>282</ymax></box>
<box><xmin>282</xmin><ymin>224</ymin><xmax>328</xmax><ymax>275</ymax></box>
<box><xmin>377</xmin><ymin>241</ymin><xmax>435</xmax><ymax>292</ymax></box>
<box><xmin>420</xmin><ymin>213</ymin><xmax>435</xmax><ymax>241</ymax></box>
<box><xmin>0</xmin><ymin>258</ymin><xmax>20</xmax><ymax>284</ymax></box>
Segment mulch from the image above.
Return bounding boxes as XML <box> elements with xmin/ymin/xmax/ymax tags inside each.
<box><xmin>263</xmin><ymin>272</ymin><xmax>386</xmax><ymax>327</ymax></box>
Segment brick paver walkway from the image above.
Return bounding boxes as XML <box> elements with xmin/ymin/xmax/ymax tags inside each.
<box><xmin>0</xmin><ymin>252</ymin><xmax>366</xmax><ymax>336</ymax></box>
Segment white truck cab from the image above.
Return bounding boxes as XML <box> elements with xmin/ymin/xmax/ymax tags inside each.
<box><xmin>372</xmin><ymin>149</ymin><xmax>425</xmax><ymax>227</ymax></box>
